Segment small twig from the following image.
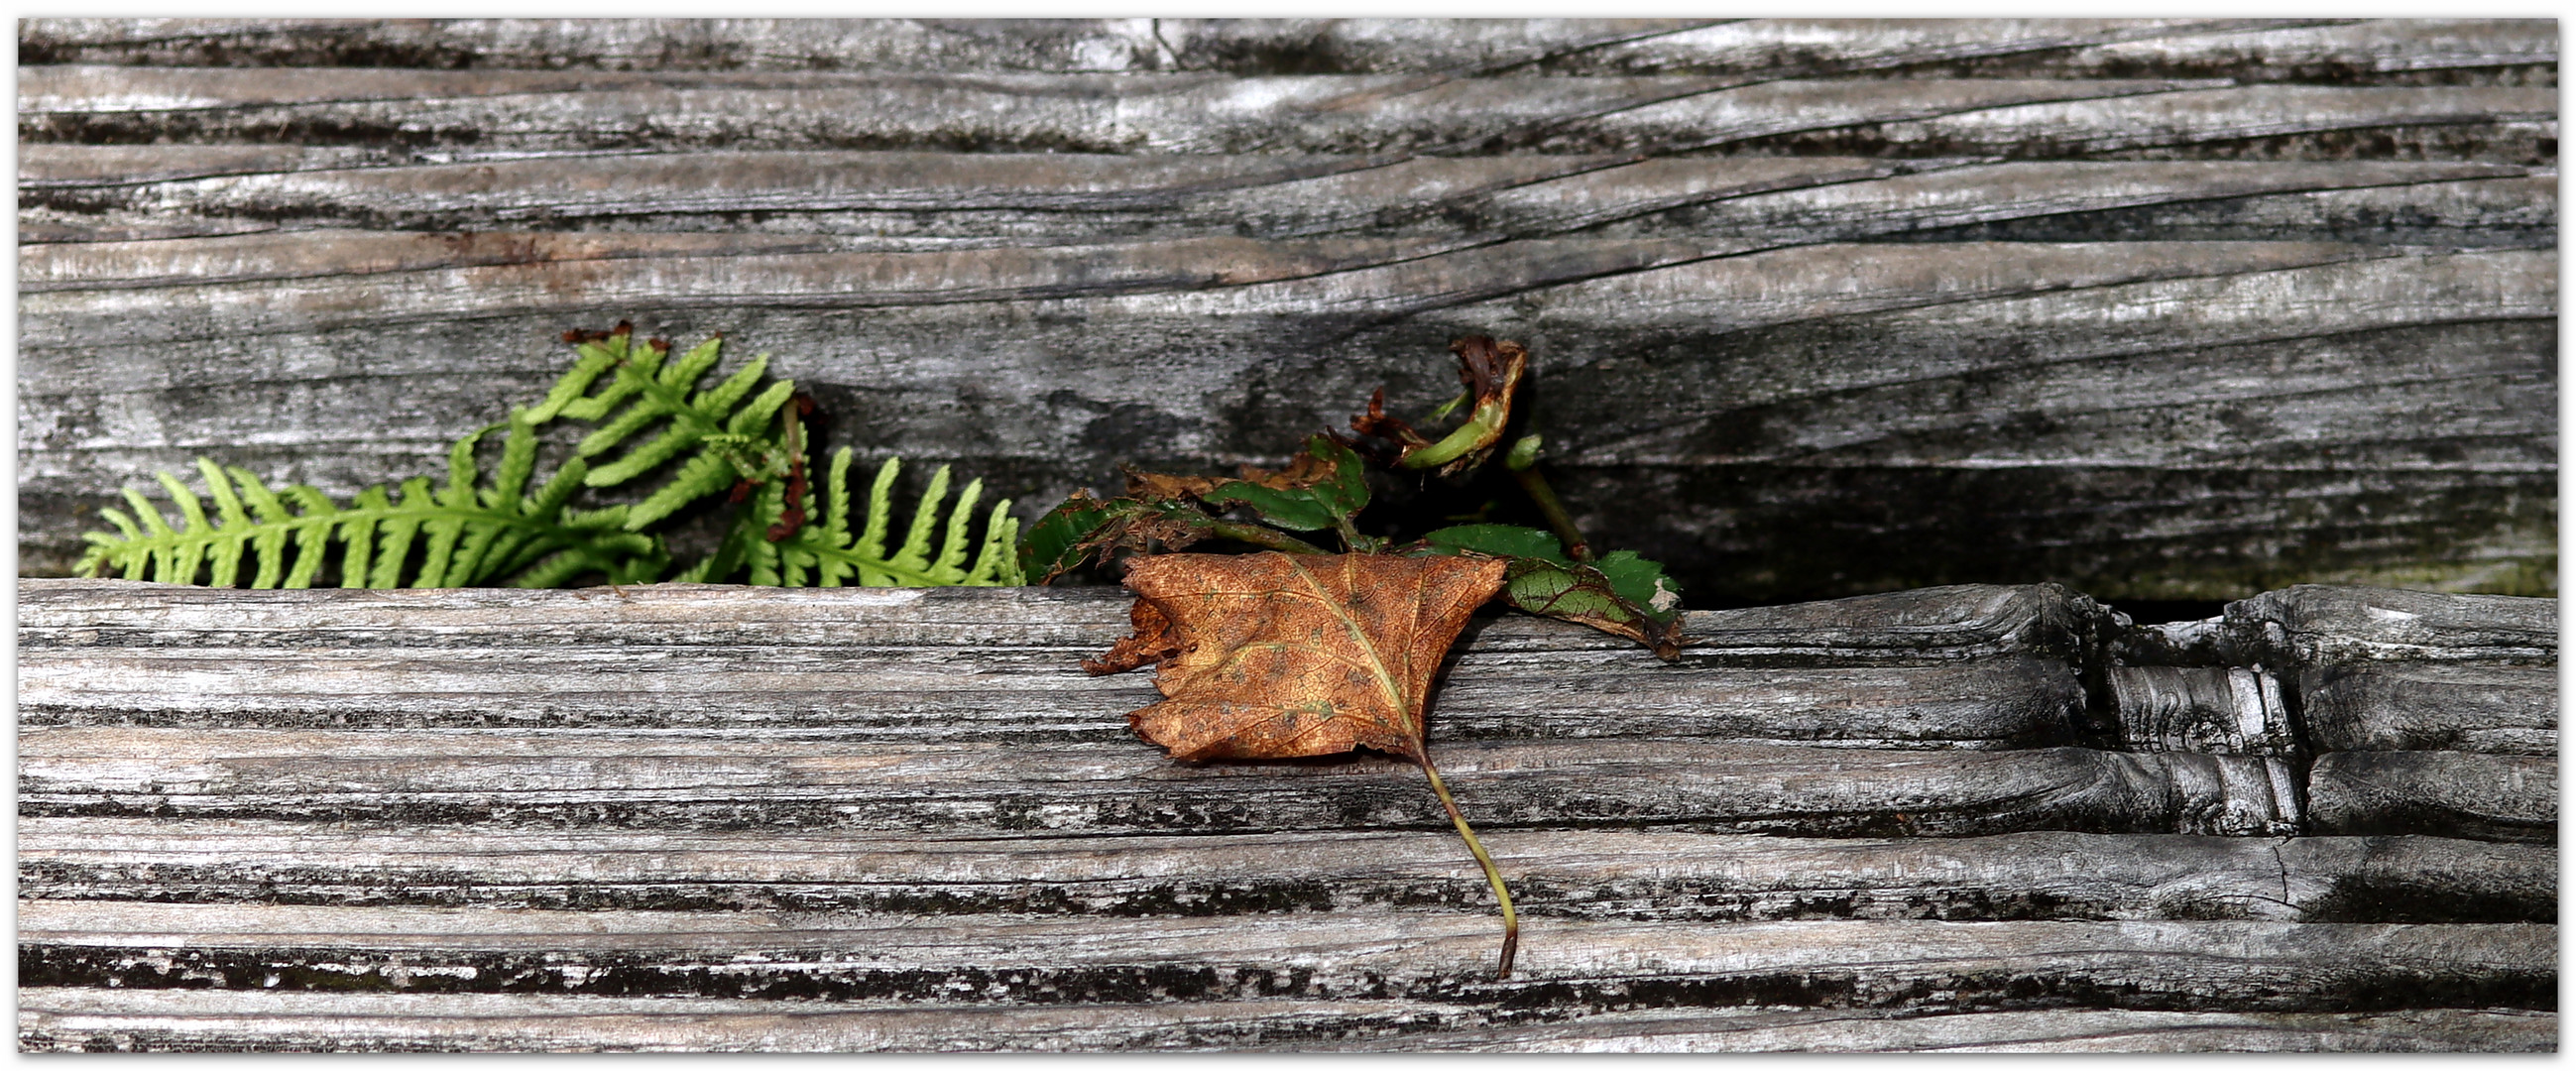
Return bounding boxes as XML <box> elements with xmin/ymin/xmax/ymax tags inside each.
<box><xmin>1505</xmin><ymin>435</ymin><xmax>1592</xmax><ymax>563</ymax></box>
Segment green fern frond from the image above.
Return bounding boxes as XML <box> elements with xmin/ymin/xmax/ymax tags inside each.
<box><xmin>76</xmin><ymin>413</ymin><xmax>663</xmax><ymax>589</ymax></box>
<box><xmin>542</xmin><ymin>327</ymin><xmax>799</xmax><ymax>532</ymax></box>
<box><xmin>78</xmin><ymin>320</ymin><xmax>1026</xmax><ymax>591</ymax></box>
<box><xmin>755</xmin><ymin>449</ymin><xmax>1024</xmax><ymax>588</ymax></box>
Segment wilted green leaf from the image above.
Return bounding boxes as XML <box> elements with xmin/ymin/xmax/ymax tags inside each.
<box><xmin>1497</xmin><ymin>556</ymin><xmax>1685</xmax><ymax>659</ymax></box>
<box><xmin>1020</xmin><ymin>494</ymin><xmax>1118</xmax><ymax>582</ymax></box>
<box><xmin>1199</xmin><ymin>434</ymin><xmax>1369</xmax><ymax>533</ymax></box>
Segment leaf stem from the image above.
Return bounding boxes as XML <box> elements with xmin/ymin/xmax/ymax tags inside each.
<box><xmin>1203</xmin><ymin>519</ymin><xmax>1331</xmax><ymax>555</ymax></box>
<box><xmin>1508</xmin><ymin>465</ymin><xmax>1593</xmax><ymax>563</ymax></box>
<box><xmin>1417</xmin><ymin>753</ymin><xmax>1519</xmax><ymax>980</ymax></box>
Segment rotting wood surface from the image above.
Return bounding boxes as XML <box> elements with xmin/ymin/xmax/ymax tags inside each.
<box><xmin>15</xmin><ymin>578</ymin><xmax>2556</xmax><ymax>1051</ymax></box>
<box><xmin>14</xmin><ymin>18</ymin><xmax>2557</xmax><ymax>601</ymax></box>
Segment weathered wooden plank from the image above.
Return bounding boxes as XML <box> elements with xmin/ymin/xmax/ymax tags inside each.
<box><xmin>19</xmin><ymin>243</ymin><xmax>2549</xmax><ymax>597</ymax></box>
<box><xmin>15</xmin><ymin>577</ymin><xmax>2106</xmax><ymax>663</ymax></box>
<box><xmin>2229</xmin><ymin>584</ymin><xmax>2559</xmax><ymax>668</ymax></box>
<box><xmin>1310</xmin><ymin>1007</ymin><xmax>2559</xmax><ymax>1053</ymax></box>
<box><xmin>23</xmin><ymin>19</ymin><xmax>2550</xmax><ymax>83</ymax></box>
<box><xmin>21</xmin><ymin>152</ymin><xmax>2546</xmax><ymax>251</ymax></box>
<box><xmin>2299</xmin><ymin>665</ymin><xmax>2556</xmax><ymax>754</ymax></box>
<box><xmin>2306</xmin><ymin>751</ymin><xmax>2556</xmax><ymax>843</ymax></box>
<box><xmin>16</xmin><ymin>579</ymin><xmax>2089</xmax><ymax>745</ymax></box>
<box><xmin>19</xmin><ymin>820</ymin><xmax>2549</xmax><ymax>924</ymax></box>
<box><xmin>1942</xmin><ymin>20</ymin><xmax>2557</xmax><ymax>84</ymax></box>
<box><xmin>1731</xmin><ymin>84</ymin><xmax>2552</xmax><ymax>164</ymax></box>
<box><xmin>18</xmin><ymin>902</ymin><xmax>2551</xmax><ymax>1011</ymax></box>
<box><xmin>15</xmin><ymin>991</ymin><xmax>2554</xmax><ymax>1053</ymax></box>
<box><xmin>17</xmin><ymin>728</ymin><xmax>2303</xmax><ymax>838</ymax></box>
<box><xmin>27</xmin><ymin>67</ymin><xmax>2255</xmax><ymax>158</ymax></box>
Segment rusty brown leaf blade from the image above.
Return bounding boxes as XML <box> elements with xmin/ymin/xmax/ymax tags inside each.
<box><xmin>1085</xmin><ymin>551</ymin><xmax>1523</xmax><ymax>978</ymax></box>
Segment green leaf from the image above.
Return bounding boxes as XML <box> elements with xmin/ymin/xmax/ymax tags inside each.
<box><xmin>1019</xmin><ymin>494</ymin><xmax>1118</xmax><ymax>582</ymax></box>
<box><xmin>1198</xmin><ymin>434</ymin><xmax>1369</xmax><ymax>533</ymax></box>
<box><xmin>1474</xmin><ymin>554</ymin><xmax>1687</xmax><ymax>660</ymax></box>
<box><xmin>1421</xmin><ymin>524</ymin><xmax>1571</xmax><ymax>566</ymax></box>
<box><xmin>1592</xmin><ymin>549</ymin><xmax>1686</xmax><ymax>621</ymax></box>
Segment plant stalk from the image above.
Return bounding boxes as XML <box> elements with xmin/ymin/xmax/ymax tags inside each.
<box><xmin>1508</xmin><ymin>465</ymin><xmax>1592</xmax><ymax>563</ymax></box>
<box><xmin>1417</xmin><ymin>753</ymin><xmax>1519</xmax><ymax>980</ymax></box>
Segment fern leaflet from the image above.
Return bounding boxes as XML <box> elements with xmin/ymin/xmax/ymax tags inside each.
<box><xmin>533</xmin><ymin>325</ymin><xmax>799</xmax><ymax>532</ymax></box>
<box><xmin>77</xmin><ymin>414</ymin><xmax>663</xmax><ymax>588</ymax></box>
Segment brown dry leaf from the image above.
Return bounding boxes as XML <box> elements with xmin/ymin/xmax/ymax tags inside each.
<box><xmin>1089</xmin><ymin>551</ymin><xmax>1507</xmax><ymax>762</ymax></box>
<box><xmin>1123</xmin><ymin>450</ymin><xmax>1339</xmax><ymax>503</ymax></box>
<box><xmin>1086</xmin><ymin>550</ymin><xmax>1524</xmax><ymax>979</ymax></box>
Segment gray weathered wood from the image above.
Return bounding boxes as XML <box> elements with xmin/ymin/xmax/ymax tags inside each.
<box><xmin>2106</xmin><ymin>666</ymin><xmax>2296</xmax><ymax>756</ymax></box>
<box><xmin>2231</xmin><ymin>583</ymin><xmax>2560</xmax><ymax>668</ymax></box>
<box><xmin>19</xmin><ymin>820</ymin><xmax>2548</xmax><ymax>924</ymax></box>
<box><xmin>25</xmin><ymin>152</ymin><xmax>2545</xmax><ymax>249</ymax></box>
<box><xmin>2305</xmin><ymin>751</ymin><xmax>2556</xmax><ymax>842</ymax></box>
<box><xmin>13</xmin><ymin>727</ymin><xmax>2304</xmax><ymax>838</ymax></box>
<box><xmin>19</xmin><ymin>18</ymin><xmax>2551</xmax><ymax>81</ymax></box>
<box><xmin>16</xmin><ymin>576</ymin><xmax>2551</xmax><ymax>1051</ymax></box>
<box><xmin>21</xmin><ymin>242</ymin><xmax>2551</xmax><ymax>596</ymax></box>
<box><xmin>2300</xmin><ymin>664</ymin><xmax>2556</xmax><ymax>754</ymax></box>
<box><xmin>17</xmin><ymin>901</ymin><xmax>2551</xmax><ymax>1012</ymax></box>
<box><xmin>15</xmin><ymin>19</ymin><xmax>2557</xmax><ymax>1051</ymax></box>
<box><xmin>20</xmin><ymin>18</ymin><xmax>2556</xmax><ymax>600</ymax></box>
<box><xmin>1290</xmin><ymin>1007</ymin><xmax>2559</xmax><ymax>1053</ymax></box>
<box><xmin>15</xmin><ymin>992</ymin><xmax>2553</xmax><ymax>1053</ymax></box>
<box><xmin>15</xmin><ymin>577</ymin><xmax>2112</xmax><ymax>665</ymax></box>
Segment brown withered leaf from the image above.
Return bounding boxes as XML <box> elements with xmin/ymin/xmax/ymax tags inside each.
<box><xmin>1089</xmin><ymin>552</ymin><xmax>1507</xmax><ymax>762</ymax></box>
<box><xmin>1086</xmin><ymin>551</ymin><xmax>1525</xmax><ymax>979</ymax></box>
<box><xmin>1122</xmin><ymin>449</ymin><xmax>1340</xmax><ymax>504</ymax></box>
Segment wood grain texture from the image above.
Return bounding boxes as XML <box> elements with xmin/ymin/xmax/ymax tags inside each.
<box><xmin>20</xmin><ymin>242</ymin><xmax>2553</xmax><ymax>596</ymax></box>
<box><xmin>14</xmin><ymin>992</ymin><xmax>2554</xmax><ymax>1053</ymax></box>
<box><xmin>19</xmin><ymin>820</ymin><xmax>2550</xmax><ymax>924</ymax></box>
<box><xmin>2305</xmin><ymin>751</ymin><xmax>2557</xmax><ymax>842</ymax></box>
<box><xmin>20</xmin><ymin>18</ymin><xmax>2551</xmax><ymax>82</ymax></box>
<box><xmin>17</xmin><ymin>902</ymin><xmax>2552</xmax><ymax>1012</ymax></box>
<box><xmin>19</xmin><ymin>18</ymin><xmax>2556</xmax><ymax>598</ymax></box>
<box><xmin>15</xmin><ymin>19</ymin><xmax>2558</xmax><ymax>1050</ymax></box>
<box><xmin>15</xmin><ymin>577</ymin><xmax>2552</xmax><ymax>1051</ymax></box>
<box><xmin>27</xmin><ymin>152</ymin><xmax>2545</xmax><ymax>249</ymax></box>
<box><xmin>2299</xmin><ymin>664</ymin><xmax>2556</xmax><ymax>754</ymax></box>
<box><xmin>2230</xmin><ymin>583</ymin><xmax>2561</xmax><ymax>668</ymax></box>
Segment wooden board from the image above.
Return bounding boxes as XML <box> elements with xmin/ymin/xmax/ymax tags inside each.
<box><xmin>15</xmin><ymin>577</ymin><xmax>2556</xmax><ymax>1050</ymax></box>
<box><xmin>17</xmin><ymin>17</ymin><xmax>2557</xmax><ymax>601</ymax></box>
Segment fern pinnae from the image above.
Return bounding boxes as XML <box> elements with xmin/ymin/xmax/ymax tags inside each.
<box><xmin>857</xmin><ymin>456</ymin><xmax>902</xmax><ymax>585</ymax></box>
<box><xmin>890</xmin><ymin>465</ymin><xmax>953</xmax><ymax>575</ymax></box>
<box><xmin>221</xmin><ymin>467</ymin><xmax>298</xmax><ymax>589</ymax></box>
<box><xmin>933</xmin><ymin>477</ymin><xmax>983</xmax><ymax>581</ymax></box>
<box><xmin>340</xmin><ymin>486</ymin><xmax>390</xmax><ymax>588</ymax></box>
<box><xmin>812</xmin><ymin>447</ymin><xmax>860</xmax><ymax>587</ymax></box>
<box><xmin>282</xmin><ymin>485</ymin><xmax>339</xmax><ymax>589</ymax></box>
<box><xmin>197</xmin><ymin>458</ymin><xmax>254</xmax><ymax>588</ymax></box>
<box><xmin>152</xmin><ymin>472</ymin><xmax>212</xmax><ymax>586</ymax></box>
<box><xmin>118</xmin><ymin>484</ymin><xmax>179</xmax><ymax>582</ymax></box>
<box><xmin>965</xmin><ymin>500</ymin><xmax>1024</xmax><ymax>586</ymax></box>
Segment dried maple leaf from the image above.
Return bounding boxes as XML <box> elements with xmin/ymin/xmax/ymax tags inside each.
<box><xmin>1087</xmin><ymin>551</ymin><xmax>1524</xmax><ymax>977</ymax></box>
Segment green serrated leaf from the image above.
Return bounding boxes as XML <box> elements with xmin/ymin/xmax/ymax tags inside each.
<box><xmin>1018</xmin><ymin>494</ymin><xmax>1117</xmax><ymax>582</ymax></box>
<box><xmin>1421</xmin><ymin>524</ymin><xmax>1571</xmax><ymax>566</ymax></box>
<box><xmin>1198</xmin><ymin>435</ymin><xmax>1369</xmax><ymax>533</ymax></box>
<box><xmin>1491</xmin><ymin>555</ymin><xmax>1685</xmax><ymax>659</ymax></box>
